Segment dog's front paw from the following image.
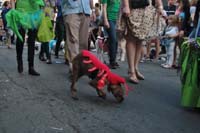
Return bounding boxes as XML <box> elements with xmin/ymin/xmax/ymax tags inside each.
<box><xmin>99</xmin><ymin>95</ymin><xmax>106</xmax><ymax>100</ymax></box>
<box><xmin>97</xmin><ymin>91</ymin><xmax>106</xmax><ymax>99</ymax></box>
<box><xmin>116</xmin><ymin>97</ymin><xmax>124</xmax><ymax>103</ymax></box>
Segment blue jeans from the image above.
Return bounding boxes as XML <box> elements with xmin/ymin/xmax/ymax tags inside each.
<box><xmin>106</xmin><ymin>20</ymin><xmax>118</xmax><ymax>64</ymax></box>
<box><xmin>189</xmin><ymin>28</ymin><xmax>196</xmax><ymax>38</ymax></box>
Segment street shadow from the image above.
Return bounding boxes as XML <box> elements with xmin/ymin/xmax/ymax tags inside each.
<box><xmin>182</xmin><ymin>107</ymin><xmax>200</xmax><ymax>114</ymax></box>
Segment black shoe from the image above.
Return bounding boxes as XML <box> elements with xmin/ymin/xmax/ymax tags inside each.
<box><xmin>114</xmin><ymin>62</ymin><xmax>120</xmax><ymax>68</ymax></box>
<box><xmin>17</xmin><ymin>60</ymin><xmax>23</xmax><ymax>73</ymax></box>
<box><xmin>46</xmin><ymin>59</ymin><xmax>52</xmax><ymax>64</ymax></box>
<box><xmin>39</xmin><ymin>55</ymin><xmax>46</xmax><ymax>61</ymax></box>
<box><xmin>172</xmin><ymin>65</ymin><xmax>180</xmax><ymax>69</ymax></box>
<box><xmin>29</xmin><ymin>68</ymin><xmax>40</xmax><ymax>76</ymax></box>
<box><xmin>18</xmin><ymin>65</ymin><xmax>23</xmax><ymax>73</ymax></box>
<box><xmin>108</xmin><ymin>63</ymin><xmax>117</xmax><ymax>69</ymax></box>
<box><xmin>159</xmin><ymin>51</ymin><xmax>166</xmax><ymax>55</ymax></box>
<box><xmin>55</xmin><ymin>54</ymin><xmax>59</xmax><ymax>59</ymax></box>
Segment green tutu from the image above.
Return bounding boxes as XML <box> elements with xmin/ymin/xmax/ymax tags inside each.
<box><xmin>5</xmin><ymin>0</ymin><xmax>44</xmax><ymax>41</ymax></box>
<box><xmin>180</xmin><ymin>38</ymin><xmax>200</xmax><ymax>108</ymax></box>
<box><xmin>6</xmin><ymin>9</ymin><xmax>43</xmax><ymax>41</ymax></box>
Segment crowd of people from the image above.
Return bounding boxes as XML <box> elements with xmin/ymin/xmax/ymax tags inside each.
<box><xmin>0</xmin><ymin>0</ymin><xmax>199</xmax><ymax>108</ymax></box>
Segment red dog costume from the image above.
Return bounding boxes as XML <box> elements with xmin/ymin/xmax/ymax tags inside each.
<box><xmin>82</xmin><ymin>50</ymin><xmax>131</xmax><ymax>95</ymax></box>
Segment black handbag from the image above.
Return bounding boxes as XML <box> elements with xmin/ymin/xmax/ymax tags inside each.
<box><xmin>130</xmin><ymin>0</ymin><xmax>149</xmax><ymax>9</ymax></box>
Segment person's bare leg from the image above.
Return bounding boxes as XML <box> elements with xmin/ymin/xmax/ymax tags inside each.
<box><xmin>120</xmin><ymin>38</ymin><xmax>126</xmax><ymax>61</ymax></box>
<box><xmin>126</xmin><ymin>38</ymin><xmax>139</xmax><ymax>83</ymax></box>
<box><xmin>135</xmin><ymin>40</ymin><xmax>144</xmax><ymax>80</ymax></box>
<box><xmin>135</xmin><ymin>41</ymin><xmax>142</xmax><ymax>69</ymax></box>
<box><xmin>140</xmin><ymin>42</ymin><xmax>145</xmax><ymax>62</ymax></box>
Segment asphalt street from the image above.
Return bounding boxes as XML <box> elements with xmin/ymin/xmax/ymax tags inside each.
<box><xmin>0</xmin><ymin>46</ymin><xmax>199</xmax><ymax>133</ymax></box>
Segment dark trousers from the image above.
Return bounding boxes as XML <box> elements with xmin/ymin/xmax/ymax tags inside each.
<box><xmin>39</xmin><ymin>42</ymin><xmax>51</xmax><ymax>59</ymax></box>
<box><xmin>11</xmin><ymin>34</ymin><xmax>15</xmax><ymax>44</ymax></box>
<box><xmin>106</xmin><ymin>20</ymin><xmax>118</xmax><ymax>64</ymax></box>
<box><xmin>16</xmin><ymin>28</ymin><xmax>37</xmax><ymax>68</ymax></box>
<box><xmin>55</xmin><ymin>17</ymin><xmax>65</xmax><ymax>56</ymax></box>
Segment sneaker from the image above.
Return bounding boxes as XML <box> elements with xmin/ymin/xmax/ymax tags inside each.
<box><xmin>39</xmin><ymin>55</ymin><xmax>46</xmax><ymax>61</ymax></box>
<box><xmin>145</xmin><ymin>57</ymin><xmax>151</xmax><ymax>61</ymax></box>
<box><xmin>160</xmin><ymin>57</ymin><xmax>166</xmax><ymax>61</ymax></box>
<box><xmin>162</xmin><ymin>64</ymin><xmax>172</xmax><ymax>69</ymax></box>
<box><xmin>161</xmin><ymin>63</ymin><xmax>166</xmax><ymax>67</ymax></box>
<box><xmin>29</xmin><ymin>68</ymin><xmax>40</xmax><ymax>76</ymax></box>
<box><xmin>55</xmin><ymin>55</ymin><xmax>59</xmax><ymax>59</ymax></box>
<box><xmin>108</xmin><ymin>64</ymin><xmax>117</xmax><ymax>69</ymax></box>
<box><xmin>46</xmin><ymin>59</ymin><xmax>52</xmax><ymax>64</ymax></box>
<box><xmin>140</xmin><ymin>60</ymin><xmax>144</xmax><ymax>63</ymax></box>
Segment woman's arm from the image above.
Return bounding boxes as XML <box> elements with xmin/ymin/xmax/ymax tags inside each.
<box><xmin>122</xmin><ymin>0</ymin><xmax>129</xmax><ymax>7</ymax></box>
<box><xmin>155</xmin><ymin>0</ymin><xmax>164</xmax><ymax>15</ymax></box>
<box><xmin>122</xmin><ymin>0</ymin><xmax>130</xmax><ymax>17</ymax></box>
<box><xmin>155</xmin><ymin>0</ymin><xmax>163</xmax><ymax>8</ymax></box>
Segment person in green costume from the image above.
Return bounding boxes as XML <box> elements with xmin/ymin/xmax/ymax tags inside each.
<box><xmin>102</xmin><ymin>0</ymin><xmax>121</xmax><ymax>69</ymax></box>
<box><xmin>180</xmin><ymin>0</ymin><xmax>200</xmax><ymax>108</ymax></box>
<box><xmin>6</xmin><ymin>0</ymin><xmax>44</xmax><ymax>76</ymax></box>
<box><xmin>38</xmin><ymin>0</ymin><xmax>56</xmax><ymax>64</ymax></box>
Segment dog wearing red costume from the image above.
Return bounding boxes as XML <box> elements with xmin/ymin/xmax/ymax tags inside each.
<box><xmin>70</xmin><ymin>50</ymin><xmax>130</xmax><ymax>103</ymax></box>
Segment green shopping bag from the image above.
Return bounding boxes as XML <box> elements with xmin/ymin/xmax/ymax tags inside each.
<box><xmin>37</xmin><ymin>14</ymin><xmax>54</xmax><ymax>42</ymax></box>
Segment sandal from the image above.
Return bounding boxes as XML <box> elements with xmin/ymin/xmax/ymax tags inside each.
<box><xmin>128</xmin><ymin>71</ymin><xmax>139</xmax><ymax>84</ymax></box>
<box><xmin>135</xmin><ymin>69</ymin><xmax>145</xmax><ymax>80</ymax></box>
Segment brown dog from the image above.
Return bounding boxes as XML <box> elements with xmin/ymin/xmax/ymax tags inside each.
<box><xmin>70</xmin><ymin>51</ymin><xmax>127</xmax><ymax>103</ymax></box>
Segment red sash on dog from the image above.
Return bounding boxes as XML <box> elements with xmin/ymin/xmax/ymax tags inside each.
<box><xmin>82</xmin><ymin>50</ymin><xmax>131</xmax><ymax>95</ymax></box>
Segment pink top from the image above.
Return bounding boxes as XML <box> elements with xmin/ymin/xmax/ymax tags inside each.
<box><xmin>175</xmin><ymin>7</ymin><xmax>181</xmax><ymax>16</ymax></box>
